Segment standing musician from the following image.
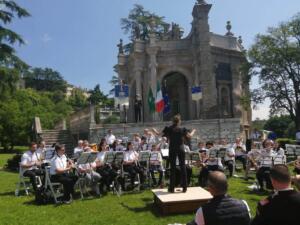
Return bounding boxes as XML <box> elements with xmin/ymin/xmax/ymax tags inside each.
<box><xmin>198</xmin><ymin>141</ymin><xmax>224</xmax><ymax>187</ymax></box>
<box><xmin>256</xmin><ymin>139</ymin><xmax>276</xmax><ymax>191</ymax></box>
<box><xmin>123</xmin><ymin>142</ymin><xmax>145</xmax><ymax>189</ymax></box>
<box><xmin>20</xmin><ymin>142</ymin><xmax>44</xmax><ymax>192</ymax></box>
<box><xmin>50</xmin><ymin>144</ymin><xmax>78</xmax><ymax>204</ymax></box>
<box><xmin>96</xmin><ymin>140</ymin><xmax>117</xmax><ymax>192</ymax></box>
<box><xmin>152</xmin><ymin>114</ymin><xmax>196</xmax><ymax>193</ymax></box>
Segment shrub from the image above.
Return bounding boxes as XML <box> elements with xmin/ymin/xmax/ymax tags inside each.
<box><xmin>5</xmin><ymin>154</ymin><xmax>22</xmax><ymax>172</ymax></box>
<box><xmin>276</xmin><ymin>138</ymin><xmax>297</xmax><ymax>149</ymax></box>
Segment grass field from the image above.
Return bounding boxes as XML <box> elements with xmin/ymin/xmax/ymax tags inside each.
<box><xmin>0</xmin><ymin>154</ymin><xmax>268</xmax><ymax>225</ymax></box>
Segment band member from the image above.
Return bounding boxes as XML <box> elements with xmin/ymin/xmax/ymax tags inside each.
<box><xmin>83</xmin><ymin>140</ymin><xmax>92</xmax><ymax>152</ymax></box>
<box><xmin>273</xmin><ymin>141</ymin><xmax>285</xmax><ymax>156</ymax></box>
<box><xmin>245</xmin><ymin>143</ymin><xmax>261</xmax><ymax>180</ymax></box>
<box><xmin>132</xmin><ymin>133</ymin><xmax>141</xmax><ymax>150</ymax></box>
<box><xmin>143</xmin><ymin>129</ymin><xmax>156</xmax><ymax>146</ymax></box>
<box><xmin>20</xmin><ymin>142</ymin><xmax>44</xmax><ymax>191</ymax></box>
<box><xmin>105</xmin><ymin>129</ymin><xmax>116</xmax><ymax>148</ymax></box>
<box><xmin>222</xmin><ymin>139</ymin><xmax>235</xmax><ymax>177</ymax></box>
<box><xmin>136</xmin><ymin>136</ymin><xmax>148</xmax><ymax>151</ymax></box>
<box><xmin>123</xmin><ymin>142</ymin><xmax>145</xmax><ymax>189</ymax></box>
<box><xmin>37</xmin><ymin>141</ymin><xmax>46</xmax><ymax>155</ymax></box>
<box><xmin>78</xmin><ymin>160</ymin><xmax>101</xmax><ymax>196</ymax></box>
<box><xmin>50</xmin><ymin>144</ymin><xmax>78</xmax><ymax>204</ymax></box>
<box><xmin>198</xmin><ymin>141</ymin><xmax>223</xmax><ymax>187</ymax></box>
<box><xmin>96</xmin><ymin>140</ymin><xmax>117</xmax><ymax>191</ymax></box>
<box><xmin>232</xmin><ymin>138</ymin><xmax>247</xmax><ymax>171</ymax></box>
<box><xmin>153</xmin><ymin>114</ymin><xmax>196</xmax><ymax>193</ymax></box>
<box><xmin>158</xmin><ymin>137</ymin><xmax>169</xmax><ymax>150</ymax></box>
<box><xmin>256</xmin><ymin>139</ymin><xmax>276</xmax><ymax>191</ymax></box>
<box><xmin>149</xmin><ymin>144</ymin><xmax>164</xmax><ymax>187</ymax></box>
<box><xmin>73</xmin><ymin>140</ymin><xmax>84</xmax><ymax>159</ymax></box>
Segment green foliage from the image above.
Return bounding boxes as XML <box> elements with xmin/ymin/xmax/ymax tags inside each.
<box><xmin>248</xmin><ymin>13</ymin><xmax>300</xmax><ymax>130</ymax></box>
<box><xmin>263</xmin><ymin>115</ymin><xmax>294</xmax><ymax>138</ymax></box>
<box><xmin>103</xmin><ymin>115</ymin><xmax>120</xmax><ymax>124</ymax></box>
<box><xmin>275</xmin><ymin>138</ymin><xmax>297</xmax><ymax>149</ymax></box>
<box><xmin>88</xmin><ymin>84</ymin><xmax>106</xmax><ymax>105</ymax></box>
<box><xmin>0</xmin><ymin>0</ymin><xmax>30</xmax><ymax>96</ymax></box>
<box><xmin>5</xmin><ymin>154</ymin><xmax>22</xmax><ymax>171</ymax></box>
<box><xmin>252</xmin><ymin>119</ymin><xmax>267</xmax><ymax>131</ymax></box>
<box><xmin>23</xmin><ymin>67</ymin><xmax>67</xmax><ymax>93</ymax></box>
<box><xmin>0</xmin><ymin>89</ymin><xmax>72</xmax><ymax>149</ymax></box>
<box><xmin>121</xmin><ymin>4</ymin><xmax>166</xmax><ymax>41</ymax></box>
<box><xmin>67</xmin><ymin>88</ymin><xmax>89</xmax><ymax>111</ymax></box>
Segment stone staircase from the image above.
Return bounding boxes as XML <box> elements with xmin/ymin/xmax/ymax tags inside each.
<box><xmin>40</xmin><ymin>130</ymin><xmax>75</xmax><ymax>156</ymax></box>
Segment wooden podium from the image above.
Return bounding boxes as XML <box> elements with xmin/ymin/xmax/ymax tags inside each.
<box><xmin>152</xmin><ymin>187</ymin><xmax>212</xmax><ymax>215</ymax></box>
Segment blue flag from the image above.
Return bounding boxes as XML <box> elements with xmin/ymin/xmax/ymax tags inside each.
<box><xmin>163</xmin><ymin>93</ymin><xmax>171</xmax><ymax>115</ymax></box>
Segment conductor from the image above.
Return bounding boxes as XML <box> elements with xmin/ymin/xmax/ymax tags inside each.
<box><xmin>153</xmin><ymin>114</ymin><xmax>196</xmax><ymax>193</ymax></box>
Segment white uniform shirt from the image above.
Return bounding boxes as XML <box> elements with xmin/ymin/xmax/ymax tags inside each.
<box><xmin>276</xmin><ymin>148</ymin><xmax>285</xmax><ymax>156</ymax></box>
<box><xmin>21</xmin><ymin>150</ymin><xmax>41</xmax><ymax>171</ymax></box>
<box><xmin>78</xmin><ymin>162</ymin><xmax>96</xmax><ymax>173</ymax></box>
<box><xmin>206</xmin><ymin>149</ymin><xmax>223</xmax><ymax>167</ymax></box>
<box><xmin>232</xmin><ymin>143</ymin><xmax>247</xmax><ymax>156</ymax></box>
<box><xmin>74</xmin><ymin>147</ymin><xmax>83</xmax><ymax>155</ymax></box>
<box><xmin>259</xmin><ymin>149</ymin><xmax>276</xmax><ymax>167</ymax></box>
<box><xmin>50</xmin><ymin>154</ymin><xmax>67</xmax><ymax>175</ymax></box>
<box><xmin>145</xmin><ymin>134</ymin><xmax>156</xmax><ymax>145</ymax></box>
<box><xmin>96</xmin><ymin>151</ymin><xmax>106</xmax><ymax>164</ymax></box>
<box><xmin>150</xmin><ymin>151</ymin><xmax>163</xmax><ymax>166</ymax></box>
<box><xmin>224</xmin><ymin>147</ymin><xmax>235</xmax><ymax>161</ymax></box>
<box><xmin>124</xmin><ymin>150</ymin><xmax>138</xmax><ymax>162</ymax></box>
<box><xmin>247</xmin><ymin>149</ymin><xmax>261</xmax><ymax>161</ymax></box>
<box><xmin>105</xmin><ymin>134</ymin><xmax>116</xmax><ymax>145</ymax></box>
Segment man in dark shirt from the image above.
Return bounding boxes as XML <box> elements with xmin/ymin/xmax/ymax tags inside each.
<box><xmin>157</xmin><ymin>114</ymin><xmax>195</xmax><ymax>193</ymax></box>
<box><xmin>251</xmin><ymin>164</ymin><xmax>300</xmax><ymax>225</ymax></box>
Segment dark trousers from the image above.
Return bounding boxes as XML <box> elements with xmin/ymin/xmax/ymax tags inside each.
<box><xmin>97</xmin><ymin>165</ymin><xmax>117</xmax><ymax>188</ymax></box>
<box><xmin>134</xmin><ymin>108</ymin><xmax>142</xmax><ymax>122</ymax></box>
<box><xmin>256</xmin><ymin>167</ymin><xmax>272</xmax><ymax>189</ymax></box>
<box><xmin>235</xmin><ymin>155</ymin><xmax>247</xmax><ymax>170</ymax></box>
<box><xmin>199</xmin><ymin>165</ymin><xmax>223</xmax><ymax>187</ymax></box>
<box><xmin>294</xmin><ymin>168</ymin><xmax>300</xmax><ymax>175</ymax></box>
<box><xmin>150</xmin><ymin>165</ymin><xmax>163</xmax><ymax>185</ymax></box>
<box><xmin>123</xmin><ymin>164</ymin><xmax>145</xmax><ymax>185</ymax></box>
<box><xmin>51</xmin><ymin>173</ymin><xmax>78</xmax><ymax>201</ymax></box>
<box><xmin>23</xmin><ymin>169</ymin><xmax>44</xmax><ymax>191</ymax></box>
<box><xmin>169</xmin><ymin>147</ymin><xmax>187</xmax><ymax>191</ymax></box>
<box><xmin>224</xmin><ymin>160</ymin><xmax>234</xmax><ymax>177</ymax></box>
<box><xmin>175</xmin><ymin>165</ymin><xmax>192</xmax><ymax>186</ymax></box>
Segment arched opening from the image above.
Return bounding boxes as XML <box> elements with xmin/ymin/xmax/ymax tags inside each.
<box><xmin>220</xmin><ymin>86</ymin><xmax>231</xmax><ymax>117</ymax></box>
<box><xmin>162</xmin><ymin>72</ymin><xmax>189</xmax><ymax>121</ymax></box>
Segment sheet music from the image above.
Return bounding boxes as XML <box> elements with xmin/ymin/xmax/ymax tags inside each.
<box><xmin>161</xmin><ymin>149</ymin><xmax>169</xmax><ymax>157</ymax></box>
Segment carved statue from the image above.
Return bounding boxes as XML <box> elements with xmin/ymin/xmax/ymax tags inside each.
<box><xmin>117</xmin><ymin>39</ymin><xmax>124</xmax><ymax>54</ymax></box>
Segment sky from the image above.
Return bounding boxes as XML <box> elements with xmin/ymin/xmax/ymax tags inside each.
<box><xmin>8</xmin><ymin>0</ymin><xmax>300</xmax><ymax>120</ymax></box>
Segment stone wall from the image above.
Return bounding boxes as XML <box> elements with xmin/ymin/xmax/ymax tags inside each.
<box><xmin>88</xmin><ymin>118</ymin><xmax>242</xmax><ymax>144</ymax></box>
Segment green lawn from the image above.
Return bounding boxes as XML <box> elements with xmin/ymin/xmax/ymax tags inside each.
<box><xmin>0</xmin><ymin>154</ymin><xmax>267</xmax><ymax>225</ymax></box>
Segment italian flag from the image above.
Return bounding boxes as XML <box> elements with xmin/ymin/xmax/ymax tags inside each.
<box><xmin>155</xmin><ymin>81</ymin><xmax>165</xmax><ymax>113</ymax></box>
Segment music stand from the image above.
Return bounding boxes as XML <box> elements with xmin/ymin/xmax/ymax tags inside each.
<box><xmin>104</xmin><ymin>151</ymin><xmax>115</xmax><ymax>164</ymax></box>
<box><xmin>77</xmin><ymin>152</ymin><xmax>98</xmax><ymax>165</ymax></box>
<box><xmin>273</xmin><ymin>155</ymin><xmax>286</xmax><ymax>165</ymax></box>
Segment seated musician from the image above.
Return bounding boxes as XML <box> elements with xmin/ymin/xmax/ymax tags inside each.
<box><xmin>221</xmin><ymin>139</ymin><xmax>235</xmax><ymax>177</ymax></box>
<box><xmin>20</xmin><ymin>142</ymin><xmax>44</xmax><ymax>192</ymax></box>
<box><xmin>198</xmin><ymin>141</ymin><xmax>207</xmax><ymax>153</ymax></box>
<box><xmin>83</xmin><ymin>140</ymin><xmax>92</xmax><ymax>152</ymax></box>
<box><xmin>232</xmin><ymin>138</ymin><xmax>247</xmax><ymax>171</ymax></box>
<box><xmin>245</xmin><ymin>143</ymin><xmax>261</xmax><ymax>180</ymax></box>
<box><xmin>158</xmin><ymin>136</ymin><xmax>169</xmax><ymax>150</ymax></box>
<box><xmin>136</xmin><ymin>136</ymin><xmax>149</xmax><ymax>151</ymax></box>
<box><xmin>256</xmin><ymin>139</ymin><xmax>276</xmax><ymax>191</ymax></box>
<box><xmin>73</xmin><ymin>140</ymin><xmax>83</xmax><ymax>158</ymax></box>
<box><xmin>149</xmin><ymin>144</ymin><xmax>164</xmax><ymax>187</ymax></box>
<box><xmin>37</xmin><ymin>141</ymin><xmax>46</xmax><ymax>155</ymax></box>
<box><xmin>198</xmin><ymin>141</ymin><xmax>223</xmax><ymax>187</ymax></box>
<box><xmin>77</xmin><ymin>156</ymin><xmax>101</xmax><ymax>197</ymax></box>
<box><xmin>50</xmin><ymin>144</ymin><xmax>78</xmax><ymax>204</ymax></box>
<box><xmin>123</xmin><ymin>142</ymin><xmax>145</xmax><ymax>189</ymax></box>
<box><xmin>143</xmin><ymin>128</ymin><xmax>156</xmax><ymax>146</ymax></box>
<box><xmin>294</xmin><ymin>156</ymin><xmax>300</xmax><ymax>175</ymax></box>
<box><xmin>274</xmin><ymin>141</ymin><xmax>285</xmax><ymax>156</ymax></box>
<box><xmin>132</xmin><ymin>133</ymin><xmax>141</xmax><ymax>150</ymax></box>
<box><xmin>95</xmin><ymin>140</ymin><xmax>117</xmax><ymax>192</ymax></box>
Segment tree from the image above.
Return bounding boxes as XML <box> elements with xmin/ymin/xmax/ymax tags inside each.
<box><xmin>248</xmin><ymin>13</ymin><xmax>300</xmax><ymax>130</ymax></box>
<box><xmin>264</xmin><ymin>115</ymin><xmax>294</xmax><ymax>138</ymax></box>
<box><xmin>67</xmin><ymin>88</ymin><xmax>88</xmax><ymax>111</ymax></box>
<box><xmin>0</xmin><ymin>0</ymin><xmax>30</xmax><ymax>97</ymax></box>
<box><xmin>109</xmin><ymin>74</ymin><xmax>120</xmax><ymax>96</ymax></box>
<box><xmin>88</xmin><ymin>84</ymin><xmax>106</xmax><ymax>105</ymax></box>
<box><xmin>24</xmin><ymin>67</ymin><xmax>67</xmax><ymax>93</ymax></box>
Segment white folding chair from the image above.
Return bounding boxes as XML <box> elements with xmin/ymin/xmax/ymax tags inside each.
<box><xmin>15</xmin><ymin>163</ymin><xmax>30</xmax><ymax>196</ymax></box>
<box><xmin>44</xmin><ymin>166</ymin><xmax>64</xmax><ymax>204</ymax></box>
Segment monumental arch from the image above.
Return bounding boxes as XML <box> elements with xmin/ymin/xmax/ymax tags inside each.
<box><xmin>115</xmin><ymin>0</ymin><xmax>251</xmax><ymax>139</ymax></box>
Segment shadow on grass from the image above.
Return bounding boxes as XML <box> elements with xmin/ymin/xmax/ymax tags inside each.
<box><xmin>0</xmin><ymin>191</ymin><xmax>16</xmax><ymax>197</ymax></box>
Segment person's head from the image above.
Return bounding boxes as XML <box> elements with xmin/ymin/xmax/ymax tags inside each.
<box><xmin>83</xmin><ymin>140</ymin><xmax>89</xmax><ymax>148</ymax></box>
<box><xmin>264</xmin><ymin>139</ymin><xmax>273</xmax><ymax>150</ymax></box>
<box><xmin>144</xmin><ymin>129</ymin><xmax>149</xmax><ymax>135</ymax></box>
<box><xmin>39</xmin><ymin>141</ymin><xmax>46</xmax><ymax>148</ymax></box>
<box><xmin>141</xmin><ymin>136</ymin><xmax>146</xmax><ymax>143</ymax></box>
<box><xmin>30</xmin><ymin>142</ymin><xmax>37</xmax><ymax>152</ymax></box>
<box><xmin>206</xmin><ymin>141</ymin><xmax>214</xmax><ymax>149</ymax></box>
<box><xmin>78</xmin><ymin>140</ymin><xmax>83</xmax><ymax>148</ymax></box>
<box><xmin>206</xmin><ymin>171</ymin><xmax>228</xmax><ymax>196</ymax></box>
<box><xmin>99</xmin><ymin>140</ymin><xmax>107</xmax><ymax>152</ymax></box>
<box><xmin>220</xmin><ymin>139</ymin><xmax>227</xmax><ymax>146</ymax></box>
<box><xmin>107</xmin><ymin>129</ymin><xmax>112</xmax><ymax>135</ymax></box>
<box><xmin>270</xmin><ymin>165</ymin><xmax>291</xmax><ymax>190</ymax></box>
<box><xmin>127</xmin><ymin>142</ymin><xmax>133</xmax><ymax>151</ymax></box>
<box><xmin>274</xmin><ymin>141</ymin><xmax>280</xmax><ymax>149</ymax></box>
<box><xmin>133</xmin><ymin>133</ymin><xmax>140</xmax><ymax>140</ymax></box>
<box><xmin>198</xmin><ymin>141</ymin><xmax>205</xmax><ymax>149</ymax></box>
<box><xmin>235</xmin><ymin>137</ymin><xmax>242</xmax><ymax>144</ymax></box>
<box><xmin>151</xmin><ymin>144</ymin><xmax>158</xmax><ymax>151</ymax></box>
<box><xmin>172</xmin><ymin>114</ymin><xmax>181</xmax><ymax>126</ymax></box>
<box><xmin>55</xmin><ymin>144</ymin><xmax>65</xmax><ymax>156</ymax></box>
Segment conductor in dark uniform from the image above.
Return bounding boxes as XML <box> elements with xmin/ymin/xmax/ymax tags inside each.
<box><xmin>161</xmin><ymin>115</ymin><xmax>196</xmax><ymax>193</ymax></box>
<box><xmin>251</xmin><ymin>164</ymin><xmax>300</xmax><ymax>225</ymax></box>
